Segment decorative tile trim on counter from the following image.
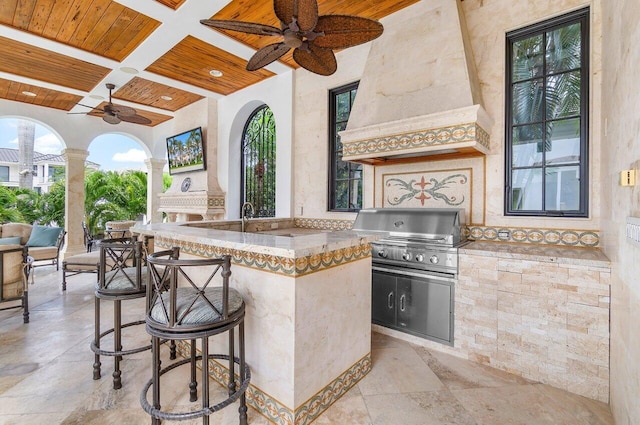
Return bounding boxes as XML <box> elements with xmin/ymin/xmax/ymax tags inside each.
<box><xmin>465</xmin><ymin>226</ymin><xmax>600</xmax><ymax>247</ymax></box>
<box><xmin>155</xmin><ymin>235</ymin><xmax>371</xmax><ymax>277</ymax></box>
<box><xmin>294</xmin><ymin>217</ymin><xmax>354</xmax><ymax>231</ymax></box>
<box><xmin>342</xmin><ymin>122</ymin><xmax>490</xmax><ymax>157</ymax></box>
<box><xmin>177</xmin><ymin>342</ymin><xmax>371</xmax><ymax>425</ymax></box>
<box><xmin>294</xmin><ymin>354</ymin><xmax>371</xmax><ymax>425</ymax></box>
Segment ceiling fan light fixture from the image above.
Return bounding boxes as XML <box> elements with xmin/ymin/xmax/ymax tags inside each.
<box><xmin>161</xmin><ymin>95</ymin><xmax>173</xmax><ymax>101</ymax></box>
<box><xmin>21</xmin><ymin>91</ymin><xmax>37</xmax><ymax>97</ymax></box>
<box><xmin>120</xmin><ymin>67</ymin><xmax>139</xmax><ymax>74</ymax></box>
<box><xmin>209</xmin><ymin>69</ymin><xmax>223</xmax><ymax>77</ymax></box>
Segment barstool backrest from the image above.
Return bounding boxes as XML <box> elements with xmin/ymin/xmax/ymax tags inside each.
<box><xmin>98</xmin><ymin>237</ymin><xmax>145</xmax><ymax>295</ymax></box>
<box><xmin>146</xmin><ymin>248</ymin><xmax>235</xmax><ymax>332</ymax></box>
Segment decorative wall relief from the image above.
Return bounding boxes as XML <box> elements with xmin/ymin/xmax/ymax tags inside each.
<box><xmin>382</xmin><ymin>168</ymin><xmax>473</xmax><ymax>214</ymax></box>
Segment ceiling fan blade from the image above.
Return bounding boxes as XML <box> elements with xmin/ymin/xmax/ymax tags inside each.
<box><xmin>103</xmin><ymin>114</ymin><xmax>121</xmax><ymax>125</ymax></box>
<box><xmin>313</xmin><ymin>15</ymin><xmax>384</xmax><ymax>49</ymax></box>
<box><xmin>76</xmin><ymin>103</ymin><xmax>102</xmax><ymax>111</ymax></box>
<box><xmin>109</xmin><ymin>104</ymin><xmax>137</xmax><ymax>117</ymax></box>
<box><xmin>200</xmin><ymin>19</ymin><xmax>282</xmax><ymax>36</ymax></box>
<box><xmin>274</xmin><ymin>0</ymin><xmax>318</xmax><ymax>32</ymax></box>
<box><xmin>247</xmin><ymin>42</ymin><xmax>291</xmax><ymax>71</ymax></box>
<box><xmin>293</xmin><ymin>44</ymin><xmax>337</xmax><ymax>76</ymax></box>
<box><xmin>119</xmin><ymin>114</ymin><xmax>152</xmax><ymax>125</ymax></box>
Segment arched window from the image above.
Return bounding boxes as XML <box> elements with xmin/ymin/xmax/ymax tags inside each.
<box><xmin>241</xmin><ymin>105</ymin><xmax>276</xmax><ymax>217</ymax></box>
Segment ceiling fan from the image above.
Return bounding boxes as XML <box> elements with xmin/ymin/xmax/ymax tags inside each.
<box><xmin>72</xmin><ymin>83</ymin><xmax>152</xmax><ymax>125</ymax></box>
<box><xmin>200</xmin><ymin>0</ymin><xmax>384</xmax><ymax>76</ymax></box>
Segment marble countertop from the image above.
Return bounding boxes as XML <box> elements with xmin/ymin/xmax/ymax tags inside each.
<box><xmin>132</xmin><ymin>220</ymin><xmax>384</xmax><ymax>258</ymax></box>
<box><xmin>460</xmin><ymin>241</ymin><xmax>610</xmax><ymax>267</ymax></box>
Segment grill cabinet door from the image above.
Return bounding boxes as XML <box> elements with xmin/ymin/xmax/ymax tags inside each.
<box><xmin>397</xmin><ymin>276</ymin><xmax>452</xmax><ymax>343</ymax></box>
<box><xmin>371</xmin><ymin>270</ymin><xmax>396</xmax><ymax>326</ymax></box>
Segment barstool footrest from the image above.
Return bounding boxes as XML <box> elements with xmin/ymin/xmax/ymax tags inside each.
<box><xmin>90</xmin><ymin>319</ymin><xmax>150</xmax><ymax>357</ymax></box>
<box><xmin>140</xmin><ymin>353</ymin><xmax>251</xmax><ymax>422</ymax></box>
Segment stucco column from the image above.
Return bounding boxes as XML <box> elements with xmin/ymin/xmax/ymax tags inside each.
<box><xmin>145</xmin><ymin>158</ymin><xmax>166</xmax><ymax>224</ymax></box>
<box><xmin>62</xmin><ymin>148</ymin><xmax>89</xmax><ymax>257</ymax></box>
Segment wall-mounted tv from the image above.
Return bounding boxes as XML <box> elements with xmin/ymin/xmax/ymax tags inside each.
<box><xmin>166</xmin><ymin>127</ymin><xmax>206</xmax><ymax>175</ymax></box>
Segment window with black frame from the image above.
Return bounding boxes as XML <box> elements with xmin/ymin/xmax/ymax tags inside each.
<box><xmin>328</xmin><ymin>82</ymin><xmax>361</xmax><ymax>211</ymax></box>
<box><xmin>505</xmin><ymin>8</ymin><xmax>589</xmax><ymax>217</ymax></box>
<box><xmin>241</xmin><ymin>105</ymin><xmax>276</xmax><ymax>218</ymax></box>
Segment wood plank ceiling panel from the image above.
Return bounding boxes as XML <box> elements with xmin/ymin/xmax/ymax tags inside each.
<box><xmin>153</xmin><ymin>0</ymin><xmax>187</xmax><ymax>10</ymax></box>
<box><xmin>145</xmin><ymin>35</ymin><xmax>275</xmax><ymax>96</ymax></box>
<box><xmin>114</xmin><ymin>77</ymin><xmax>204</xmax><ymax>112</ymax></box>
<box><xmin>0</xmin><ymin>77</ymin><xmax>83</xmax><ymax>111</ymax></box>
<box><xmin>87</xmin><ymin>101</ymin><xmax>173</xmax><ymax>127</ymax></box>
<box><xmin>206</xmin><ymin>0</ymin><xmax>421</xmax><ymax>68</ymax></box>
<box><xmin>0</xmin><ymin>36</ymin><xmax>111</xmax><ymax>91</ymax></box>
<box><xmin>0</xmin><ymin>0</ymin><xmax>161</xmax><ymax>62</ymax></box>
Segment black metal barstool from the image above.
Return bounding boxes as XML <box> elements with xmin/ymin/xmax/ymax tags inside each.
<box><xmin>141</xmin><ymin>248</ymin><xmax>250</xmax><ymax>425</ymax></box>
<box><xmin>91</xmin><ymin>237</ymin><xmax>150</xmax><ymax>389</ymax></box>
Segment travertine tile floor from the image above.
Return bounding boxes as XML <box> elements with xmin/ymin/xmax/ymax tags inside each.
<box><xmin>0</xmin><ymin>266</ymin><xmax>615</xmax><ymax>425</ymax></box>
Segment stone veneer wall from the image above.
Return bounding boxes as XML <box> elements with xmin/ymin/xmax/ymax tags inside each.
<box><xmin>456</xmin><ymin>246</ymin><xmax>610</xmax><ymax>402</ymax></box>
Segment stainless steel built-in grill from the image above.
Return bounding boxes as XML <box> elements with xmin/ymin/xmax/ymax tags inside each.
<box><xmin>353</xmin><ymin>208</ymin><xmax>467</xmax><ymax>346</ymax></box>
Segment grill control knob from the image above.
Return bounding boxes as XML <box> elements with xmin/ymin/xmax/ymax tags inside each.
<box><xmin>378</xmin><ymin>249</ymin><xmax>388</xmax><ymax>258</ymax></box>
<box><xmin>415</xmin><ymin>254</ymin><xmax>425</xmax><ymax>262</ymax></box>
<box><xmin>429</xmin><ymin>255</ymin><xmax>439</xmax><ymax>264</ymax></box>
<box><xmin>402</xmin><ymin>252</ymin><xmax>412</xmax><ymax>261</ymax></box>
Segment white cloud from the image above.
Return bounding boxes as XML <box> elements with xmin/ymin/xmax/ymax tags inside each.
<box><xmin>112</xmin><ymin>148</ymin><xmax>146</xmax><ymax>163</ymax></box>
<box><xmin>6</xmin><ymin>137</ymin><xmax>18</xmax><ymax>146</ymax></box>
<box><xmin>35</xmin><ymin>133</ymin><xmax>64</xmax><ymax>154</ymax></box>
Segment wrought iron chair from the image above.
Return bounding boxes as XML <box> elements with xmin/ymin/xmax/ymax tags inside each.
<box><xmin>0</xmin><ymin>246</ymin><xmax>32</xmax><ymax>323</ymax></box>
<box><xmin>141</xmin><ymin>248</ymin><xmax>250</xmax><ymax>425</ymax></box>
<box><xmin>91</xmin><ymin>237</ymin><xmax>150</xmax><ymax>390</ymax></box>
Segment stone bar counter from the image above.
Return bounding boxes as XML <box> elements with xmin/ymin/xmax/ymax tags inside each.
<box><xmin>133</xmin><ymin>218</ymin><xmax>381</xmax><ymax>425</ymax></box>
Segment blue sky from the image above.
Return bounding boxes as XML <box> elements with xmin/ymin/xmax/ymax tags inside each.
<box><xmin>0</xmin><ymin>118</ymin><xmax>150</xmax><ymax>171</ymax></box>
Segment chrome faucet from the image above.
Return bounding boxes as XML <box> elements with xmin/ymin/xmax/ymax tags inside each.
<box><xmin>240</xmin><ymin>202</ymin><xmax>255</xmax><ymax>233</ymax></box>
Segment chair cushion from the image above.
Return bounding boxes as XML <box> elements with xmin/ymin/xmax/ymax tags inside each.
<box><xmin>64</xmin><ymin>251</ymin><xmax>101</xmax><ymax>271</ymax></box>
<box><xmin>99</xmin><ymin>266</ymin><xmax>147</xmax><ymax>292</ymax></box>
<box><xmin>1</xmin><ymin>223</ymin><xmax>32</xmax><ymax>245</ymax></box>
<box><xmin>25</xmin><ymin>225</ymin><xmax>63</xmax><ymax>247</ymax></box>
<box><xmin>150</xmin><ymin>287</ymin><xmax>244</xmax><ymax>326</ymax></box>
<box><xmin>0</xmin><ymin>236</ymin><xmax>22</xmax><ymax>245</ymax></box>
<box><xmin>27</xmin><ymin>246</ymin><xmax>58</xmax><ymax>260</ymax></box>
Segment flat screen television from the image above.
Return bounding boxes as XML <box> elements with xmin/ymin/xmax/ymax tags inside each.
<box><xmin>166</xmin><ymin>127</ymin><xmax>206</xmax><ymax>175</ymax></box>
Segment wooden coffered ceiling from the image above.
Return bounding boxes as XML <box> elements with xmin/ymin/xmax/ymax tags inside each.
<box><xmin>0</xmin><ymin>0</ymin><xmax>419</xmax><ymax>126</ymax></box>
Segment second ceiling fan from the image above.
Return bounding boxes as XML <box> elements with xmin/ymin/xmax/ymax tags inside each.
<box><xmin>74</xmin><ymin>83</ymin><xmax>152</xmax><ymax>125</ymax></box>
<box><xmin>201</xmin><ymin>0</ymin><xmax>384</xmax><ymax>76</ymax></box>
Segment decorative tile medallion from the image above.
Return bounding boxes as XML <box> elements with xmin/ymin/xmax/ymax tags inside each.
<box><xmin>155</xmin><ymin>235</ymin><xmax>371</xmax><ymax>276</ymax></box>
<box><xmin>342</xmin><ymin>122</ymin><xmax>490</xmax><ymax>157</ymax></box>
<box><xmin>294</xmin><ymin>218</ymin><xmax>354</xmax><ymax>231</ymax></box>
<box><xmin>465</xmin><ymin>226</ymin><xmax>600</xmax><ymax>247</ymax></box>
<box><xmin>383</xmin><ymin>169</ymin><xmax>471</xmax><ymax>210</ymax></box>
<box><xmin>176</xmin><ymin>342</ymin><xmax>372</xmax><ymax>425</ymax></box>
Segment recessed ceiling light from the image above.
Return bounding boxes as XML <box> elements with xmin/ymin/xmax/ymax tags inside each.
<box><xmin>160</xmin><ymin>95</ymin><xmax>173</xmax><ymax>101</ymax></box>
<box><xmin>120</xmin><ymin>67</ymin><xmax>139</xmax><ymax>74</ymax></box>
<box><xmin>209</xmin><ymin>69</ymin><xmax>223</xmax><ymax>77</ymax></box>
<box><xmin>22</xmin><ymin>91</ymin><xmax>37</xmax><ymax>97</ymax></box>
<box><xmin>89</xmin><ymin>94</ymin><xmax>105</xmax><ymax>100</ymax></box>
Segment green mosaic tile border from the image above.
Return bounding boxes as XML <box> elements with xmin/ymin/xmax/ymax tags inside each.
<box><xmin>466</xmin><ymin>226</ymin><xmax>600</xmax><ymax>247</ymax></box>
<box><xmin>342</xmin><ymin>122</ymin><xmax>490</xmax><ymax>157</ymax></box>
<box><xmin>176</xmin><ymin>343</ymin><xmax>371</xmax><ymax>425</ymax></box>
<box><xmin>155</xmin><ymin>235</ymin><xmax>371</xmax><ymax>277</ymax></box>
<box><xmin>294</xmin><ymin>354</ymin><xmax>371</xmax><ymax>425</ymax></box>
<box><xmin>294</xmin><ymin>217</ymin><xmax>354</xmax><ymax>231</ymax></box>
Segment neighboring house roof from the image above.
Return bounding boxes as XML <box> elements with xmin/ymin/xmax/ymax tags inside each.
<box><xmin>0</xmin><ymin>148</ymin><xmax>100</xmax><ymax>168</ymax></box>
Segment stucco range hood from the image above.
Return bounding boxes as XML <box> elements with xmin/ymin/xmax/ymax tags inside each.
<box><xmin>340</xmin><ymin>105</ymin><xmax>492</xmax><ymax>164</ymax></box>
<box><xmin>340</xmin><ymin>0</ymin><xmax>493</xmax><ymax>165</ymax></box>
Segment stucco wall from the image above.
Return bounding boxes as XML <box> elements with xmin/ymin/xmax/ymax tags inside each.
<box><xmin>600</xmin><ymin>0</ymin><xmax>640</xmax><ymax>423</ymax></box>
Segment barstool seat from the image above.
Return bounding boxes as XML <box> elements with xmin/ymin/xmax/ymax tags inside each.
<box><xmin>141</xmin><ymin>248</ymin><xmax>250</xmax><ymax>425</ymax></box>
